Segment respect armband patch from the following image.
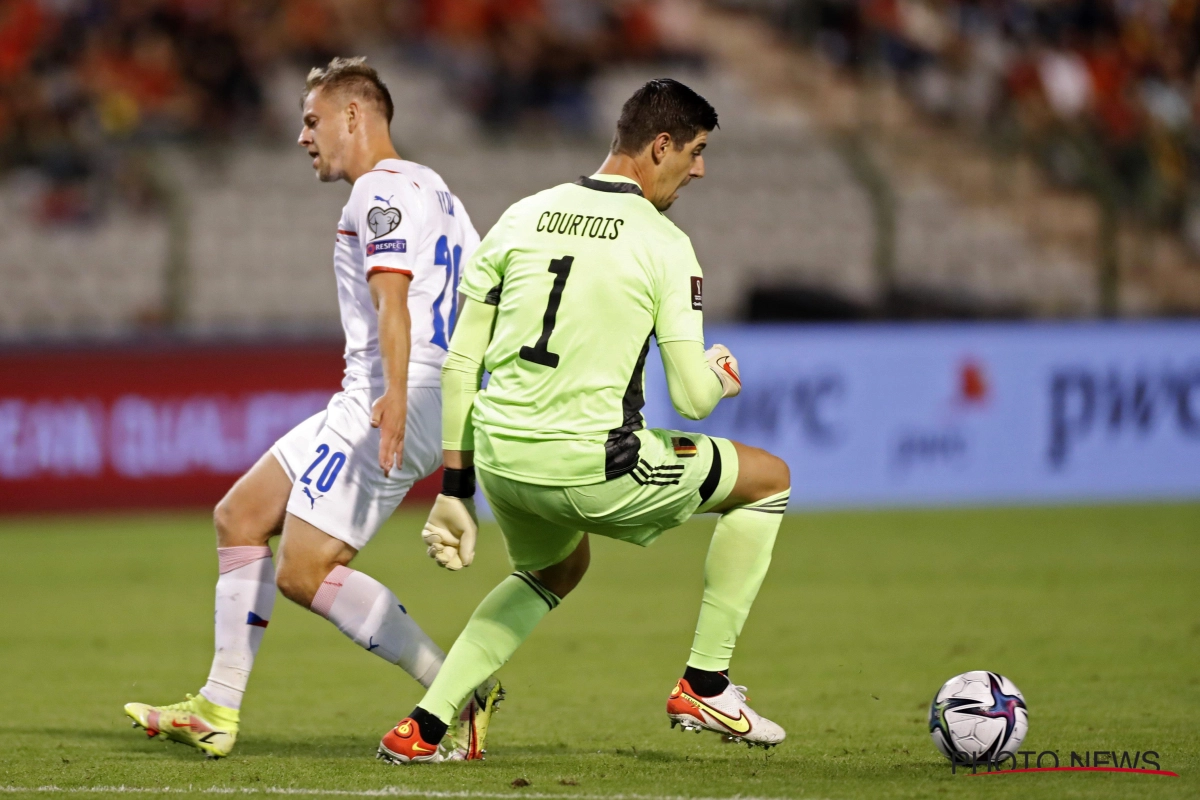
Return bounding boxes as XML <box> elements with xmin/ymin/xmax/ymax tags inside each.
<box><xmin>366</xmin><ymin>239</ymin><xmax>407</xmax><ymax>256</ymax></box>
<box><xmin>691</xmin><ymin>276</ymin><xmax>703</xmax><ymax>310</ymax></box>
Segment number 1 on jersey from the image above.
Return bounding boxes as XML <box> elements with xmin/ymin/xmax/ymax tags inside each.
<box><xmin>519</xmin><ymin>256</ymin><xmax>574</xmax><ymax>368</ymax></box>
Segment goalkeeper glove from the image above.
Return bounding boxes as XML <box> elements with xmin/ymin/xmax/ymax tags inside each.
<box><xmin>422</xmin><ymin>494</ymin><xmax>478</xmax><ymax>570</ymax></box>
<box><xmin>706</xmin><ymin>343</ymin><xmax>742</xmax><ymax>398</ymax></box>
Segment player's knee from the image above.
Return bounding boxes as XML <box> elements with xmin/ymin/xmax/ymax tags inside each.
<box><xmin>538</xmin><ymin>564</ymin><xmax>587</xmax><ymax>599</ymax></box>
<box><xmin>274</xmin><ymin>560</ymin><xmax>318</xmax><ymax>608</ymax></box>
<box><xmin>534</xmin><ymin>541</ymin><xmax>591</xmax><ymax>599</ymax></box>
<box><xmin>559</xmin><ymin>558</ymin><xmax>590</xmax><ymax>598</ymax></box>
<box><xmin>214</xmin><ymin>493</ymin><xmax>272</xmax><ymax>548</ymax></box>
<box><xmin>765</xmin><ymin>453</ymin><xmax>790</xmax><ymax>497</ymax></box>
<box><xmin>747</xmin><ymin>452</ymin><xmax>790</xmax><ymax>502</ymax></box>
<box><xmin>213</xmin><ymin>496</ymin><xmax>242</xmax><ymax>547</ymax></box>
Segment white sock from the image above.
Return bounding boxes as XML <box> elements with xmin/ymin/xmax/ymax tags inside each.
<box><xmin>310</xmin><ymin>566</ymin><xmax>444</xmax><ymax>687</ymax></box>
<box><xmin>200</xmin><ymin>546</ymin><xmax>276</xmax><ymax>710</ymax></box>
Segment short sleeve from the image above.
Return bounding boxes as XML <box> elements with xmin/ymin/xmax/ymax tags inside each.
<box><xmin>354</xmin><ymin>173</ymin><xmax>419</xmax><ymax>279</ymax></box>
<box><xmin>458</xmin><ymin>209</ymin><xmax>510</xmax><ymax>305</ymax></box>
<box><xmin>653</xmin><ymin>235</ymin><xmax>705</xmax><ymax>345</ymax></box>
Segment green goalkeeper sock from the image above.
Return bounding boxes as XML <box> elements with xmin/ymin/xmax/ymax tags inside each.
<box><xmin>688</xmin><ymin>488</ymin><xmax>789</xmax><ymax>672</ymax></box>
<box><xmin>418</xmin><ymin>571</ymin><xmax>561</xmax><ymax>724</ymax></box>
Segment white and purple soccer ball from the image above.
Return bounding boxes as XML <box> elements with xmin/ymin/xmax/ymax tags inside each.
<box><xmin>929</xmin><ymin>671</ymin><xmax>1028</xmax><ymax>763</ymax></box>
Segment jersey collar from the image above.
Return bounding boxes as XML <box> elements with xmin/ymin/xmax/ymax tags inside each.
<box><xmin>576</xmin><ymin>174</ymin><xmax>644</xmax><ymax>197</ymax></box>
<box><xmin>361</xmin><ymin>158</ymin><xmax>405</xmax><ymax>177</ymax></box>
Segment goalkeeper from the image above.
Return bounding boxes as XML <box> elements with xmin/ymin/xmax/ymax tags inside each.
<box><xmin>378</xmin><ymin>79</ymin><xmax>791</xmax><ymax>763</ymax></box>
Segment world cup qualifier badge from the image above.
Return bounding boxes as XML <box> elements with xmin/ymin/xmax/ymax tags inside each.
<box><xmin>691</xmin><ymin>277</ymin><xmax>703</xmax><ymax>310</ymax></box>
<box><xmin>368</xmin><ymin>206</ymin><xmax>401</xmax><ymax>239</ymax></box>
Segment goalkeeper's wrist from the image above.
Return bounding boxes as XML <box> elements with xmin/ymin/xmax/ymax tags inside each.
<box><xmin>709</xmin><ymin>367</ymin><xmax>735</xmax><ymax>398</ymax></box>
<box><xmin>442</xmin><ymin>466</ymin><xmax>476</xmax><ymax>499</ymax></box>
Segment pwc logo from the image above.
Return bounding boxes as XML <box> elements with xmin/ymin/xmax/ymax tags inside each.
<box><xmin>1047</xmin><ymin>366</ymin><xmax>1200</xmax><ymax>466</ymax></box>
<box><xmin>893</xmin><ymin>357</ymin><xmax>991</xmax><ymax>470</ymax></box>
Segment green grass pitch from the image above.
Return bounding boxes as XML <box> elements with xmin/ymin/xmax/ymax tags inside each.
<box><xmin>0</xmin><ymin>504</ymin><xmax>1197</xmax><ymax>799</ymax></box>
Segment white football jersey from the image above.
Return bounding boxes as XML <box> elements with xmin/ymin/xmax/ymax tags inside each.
<box><xmin>333</xmin><ymin>158</ymin><xmax>480</xmax><ymax>391</ymax></box>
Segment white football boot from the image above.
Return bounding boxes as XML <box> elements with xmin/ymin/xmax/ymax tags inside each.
<box><xmin>667</xmin><ymin>678</ymin><xmax>786</xmax><ymax>748</ymax></box>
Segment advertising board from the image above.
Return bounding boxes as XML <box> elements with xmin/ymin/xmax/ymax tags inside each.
<box><xmin>0</xmin><ymin>342</ymin><xmax>448</xmax><ymax>512</ymax></box>
<box><xmin>3</xmin><ymin>322</ymin><xmax>1197</xmax><ymax>512</ymax></box>
<box><xmin>643</xmin><ymin>322</ymin><xmax>1200</xmax><ymax>507</ymax></box>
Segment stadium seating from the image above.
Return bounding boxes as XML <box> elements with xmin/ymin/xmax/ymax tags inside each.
<box><xmin>0</xmin><ymin>198</ymin><xmax>169</xmax><ymax>338</ymax></box>
<box><xmin>0</xmin><ymin>62</ymin><xmax>1103</xmax><ymax>336</ymax></box>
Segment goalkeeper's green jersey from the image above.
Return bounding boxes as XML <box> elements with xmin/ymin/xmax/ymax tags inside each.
<box><xmin>458</xmin><ymin>173</ymin><xmax>706</xmax><ymax>486</ymax></box>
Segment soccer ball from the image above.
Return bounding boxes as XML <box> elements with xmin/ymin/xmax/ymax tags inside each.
<box><xmin>928</xmin><ymin>670</ymin><xmax>1028</xmax><ymax>763</ymax></box>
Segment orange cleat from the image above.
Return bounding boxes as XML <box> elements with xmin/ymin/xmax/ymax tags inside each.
<box><xmin>378</xmin><ymin>717</ymin><xmax>446</xmax><ymax>764</ymax></box>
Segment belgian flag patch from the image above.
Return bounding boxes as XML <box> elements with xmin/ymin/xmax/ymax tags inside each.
<box><xmin>672</xmin><ymin>437</ymin><xmax>698</xmax><ymax>457</ymax></box>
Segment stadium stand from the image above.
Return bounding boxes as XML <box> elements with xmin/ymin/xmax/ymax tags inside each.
<box><xmin>719</xmin><ymin>0</ymin><xmax>1200</xmax><ymax>314</ymax></box>
<box><xmin>0</xmin><ymin>196</ymin><xmax>169</xmax><ymax>337</ymax></box>
<box><xmin>1</xmin><ymin>0</ymin><xmax>1194</xmax><ymax>338</ymax></box>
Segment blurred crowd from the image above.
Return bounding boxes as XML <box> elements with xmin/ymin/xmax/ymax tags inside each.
<box><xmin>0</xmin><ymin>0</ymin><xmax>699</xmax><ymax>224</ymax></box>
<box><xmin>769</xmin><ymin>0</ymin><xmax>1200</xmax><ymax>252</ymax></box>
<box><xmin>0</xmin><ymin>0</ymin><xmax>271</xmax><ymax>223</ymax></box>
<box><xmin>419</xmin><ymin>0</ymin><xmax>703</xmax><ymax>131</ymax></box>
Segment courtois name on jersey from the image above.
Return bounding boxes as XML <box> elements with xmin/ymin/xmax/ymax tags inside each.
<box><xmin>334</xmin><ymin>159</ymin><xmax>480</xmax><ymax>391</ymax></box>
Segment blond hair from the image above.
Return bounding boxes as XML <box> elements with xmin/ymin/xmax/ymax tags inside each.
<box><xmin>303</xmin><ymin>56</ymin><xmax>394</xmax><ymax>124</ymax></box>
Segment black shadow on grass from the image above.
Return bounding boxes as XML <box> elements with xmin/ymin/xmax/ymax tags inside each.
<box><xmin>7</xmin><ymin>728</ymin><xmax>139</xmax><ymax>746</ymax></box>
<box><xmin>7</xmin><ymin>727</ymin><xmax>383</xmax><ymax>761</ymax></box>
<box><xmin>482</xmin><ymin>743</ymin><xmax>594</xmax><ymax>757</ymax></box>
<box><xmin>610</xmin><ymin>748</ymin><xmax>691</xmax><ymax>763</ymax></box>
<box><xmin>202</xmin><ymin>735</ymin><xmax>381</xmax><ymax>759</ymax></box>
<box><xmin>491</xmin><ymin>744</ymin><xmax>689</xmax><ymax>762</ymax></box>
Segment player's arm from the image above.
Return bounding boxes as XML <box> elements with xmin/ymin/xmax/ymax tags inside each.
<box><xmin>369</xmin><ymin>271</ymin><xmax>412</xmax><ymax>475</ymax></box>
<box><xmin>442</xmin><ymin>294</ymin><xmax>495</xmax><ymax>465</ymax></box>
<box><xmin>423</xmin><ymin>205</ymin><xmax>510</xmax><ymax>571</ymax></box>
<box><xmin>353</xmin><ymin>174</ymin><xmax>420</xmax><ymax>474</ymax></box>
<box><xmin>654</xmin><ymin>236</ymin><xmax>741</xmax><ymax>420</ymax></box>
<box><xmin>661</xmin><ymin>340</ymin><xmax>726</xmax><ymax>420</ymax></box>
<box><xmin>423</xmin><ymin>296</ymin><xmax>496</xmax><ymax>571</ymax></box>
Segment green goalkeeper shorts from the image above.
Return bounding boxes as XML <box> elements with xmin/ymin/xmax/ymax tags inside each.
<box><xmin>477</xmin><ymin>429</ymin><xmax>739</xmax><ymax>572</ymax></box>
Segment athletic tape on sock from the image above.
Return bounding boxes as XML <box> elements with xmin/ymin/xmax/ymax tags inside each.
<box><xmin>310</xmin><ymin>565</ymin><xmax>352</xmax><ymax>618</ymax></box>
<box><xmin>217</xmin><ymin>546</ymin><xmax>273</xmax><ymax>574</ymax></box>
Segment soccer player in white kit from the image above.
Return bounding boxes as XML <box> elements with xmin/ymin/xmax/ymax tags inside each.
<box><xmin>123</xmin><ymin>57</ymin><xmax>501</xmax><ymax>761</ymax></box>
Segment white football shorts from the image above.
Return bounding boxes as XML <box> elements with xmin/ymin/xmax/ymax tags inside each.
<box><xmin>270</xmin><ymin>386</ymin><xmax>441</xmax><ymax>550</ymax></box>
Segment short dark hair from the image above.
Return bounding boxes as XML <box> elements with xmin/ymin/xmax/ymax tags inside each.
<box><xmin>611</xmin><ymin>79</ymin><xmax>718</xmax><ymax>156</ymax></box>
<box><xmin>304</xmin><ymin>56</ymin><xmax>394</xmax><ymax>125</ymax></box>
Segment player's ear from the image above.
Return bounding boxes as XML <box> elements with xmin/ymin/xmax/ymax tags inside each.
<box><xmin>650</xmin><ymin>132</ymin><xmax>672</xmax><ymax>165</ymax></box>
<box><xmin>345</xmin><ymin>100</ymin><xmax>359</xmax><ymax>134</ymax></box>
